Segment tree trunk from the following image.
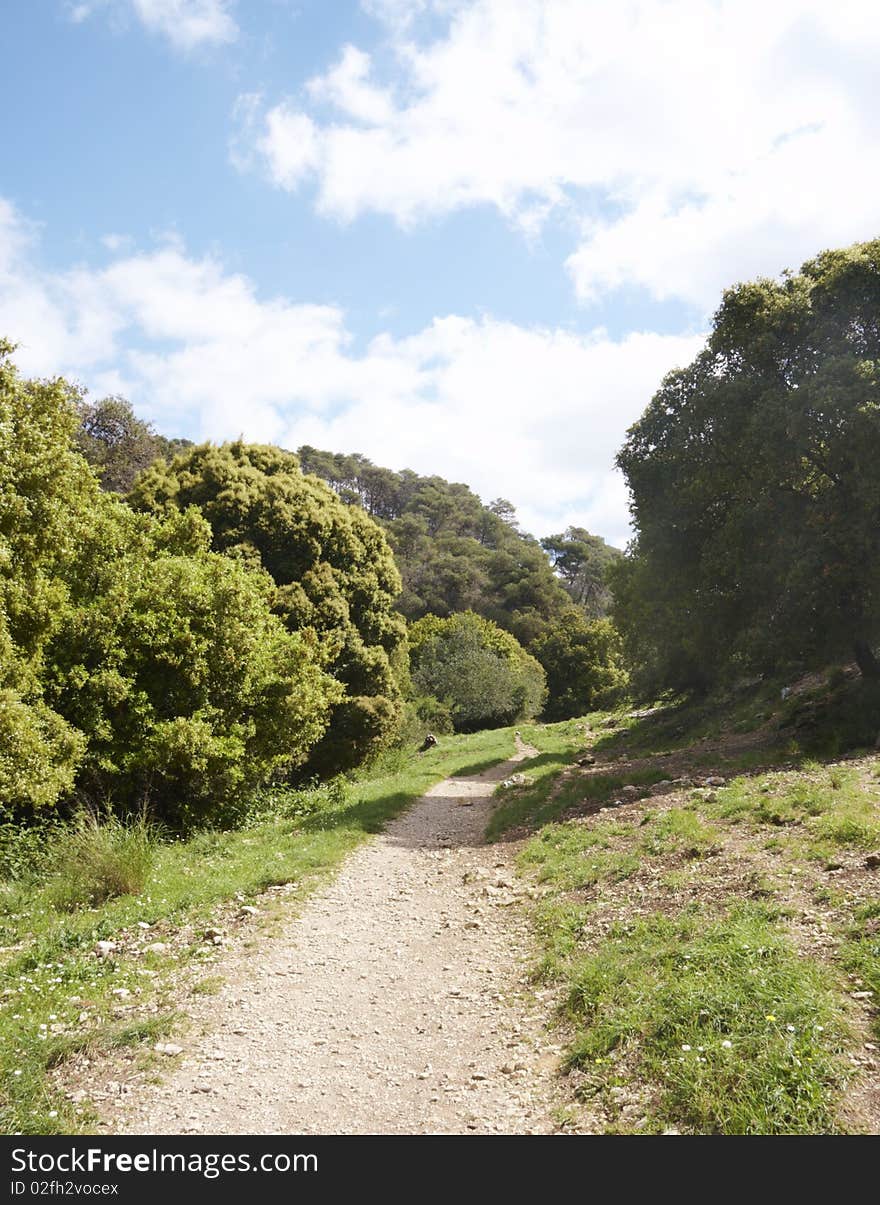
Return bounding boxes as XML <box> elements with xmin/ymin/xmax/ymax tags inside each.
<box><xmin>854</xmin><ymin>639</ymin><xmax>880</xmax><ymax>679</ymax></box>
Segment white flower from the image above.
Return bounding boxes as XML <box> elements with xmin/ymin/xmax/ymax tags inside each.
<box><xmin>681</xmin><ymin>1044</ymin><xmax>692</xmax><ymax>1052</ymax></box>
<box><xmin>721</xmin><ymin>1040</ymin><xmax>732</xmax><ymax>1049</ymax></box>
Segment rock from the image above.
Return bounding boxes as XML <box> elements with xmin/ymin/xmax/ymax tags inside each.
<box><xmin>703</xmin><ymin>776</ymin><xmax>726</xmax><ymax>787</ymax></box>
<box><xmin>621</xmin><ymin>785</ymin><xmax>639</xmax><ymax>797</ymax></box>
<box><xmin>239</xmin><ymin>905</ymin><xmax>259</xmax><ymax>917</ymax></box>
<box><xmin>111</xmin><ymin>988</ymin><xmax>131</xmax><ymax>999</ymax></box>
<box><xmin>94</xmin><ymin>940</ymin><xmax>118</xmax><ymax>958</ymax></box>
<box><xmin>501</xmin><ymin>773</ymin><xmax>527</xmax><ymax>788</ymax></box>
<box><xmin>143</xmin><ymin>942</ymin><xmax>168</xmax><ymax>955</ymax></box>
<box><xmin>154</xmin><ymin>1042</ymin><xmax>184</xmax><ymax>1056</ymax></box>
<box><xmin>203</xmin><ymin>928</ymin><xmax>224</xmax><ymax>945</ymax></box>
<box><xmin>577</xmin><ymin>754</ymin><xmax>596</xmax><ymax>766</ymax></box>
<box><xmin>865</xmin><ymin>853</ymin><xmax>880</xmax><ymax>870</ymax></box>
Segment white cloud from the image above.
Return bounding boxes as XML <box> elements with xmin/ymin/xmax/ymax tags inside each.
<box><xmin>69</xmin><ymin>0</ymin><xmax>238</xmax><ymax>51</ymax></box>
<box><xmin>0</xmin><ymin>198</ymin><xmax>701</xmax><ymax>544</ymax></box>
<box><xmin>239</xmin><ymin>0</ymin><xmax>880</xmax><ymax>305</ymax></box>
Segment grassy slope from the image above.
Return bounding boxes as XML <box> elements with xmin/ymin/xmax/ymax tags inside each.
<box><xmin>0</xmin><ymin>727</ymin><xmax>515</xmax><ymax>1135</ymax></box>
<box><xmin>491</xmin><ymin>697</ymin><xmax>880</xmax><ymax>1134</ymax></box>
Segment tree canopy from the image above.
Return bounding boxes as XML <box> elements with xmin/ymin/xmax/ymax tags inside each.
<box><xmin>0</xmin><ymin>344</ymin><xmax>337</xmax><ymax>825</ymax></box>
<box><xmin>76</xmin><ymin>395</ymin><xmax>192</xmax><ymax>493</ymax></box>
<box><xmin>530</xmin><ymin>611</ymin><xmax>627</xmax><ymax>720</ymax></box>
<box><xmin>130</xmin><ymin>442</ymin><xmax>408</xmax><ymax>775</ymax></box>
<box><xmin>612</xmin><ymin>239</ymin><xmax>880</xmax><ymax>694</ymax></box>
<box><xmin>296</xmin><ymin>446</ymin><xmax>584</xmax><ymax>647</ymax></box>
<box><xmin>540</xmin><ymin>526</ymin><xmax>620</xmax><ymax>618</ymax></box>
<box><xmin>408</xmin><ymin>612</ymin><xmax>546</xmax><ymax>732</ymax></box>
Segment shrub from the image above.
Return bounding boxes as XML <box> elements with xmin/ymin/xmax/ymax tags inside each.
<box><xmin>0</xmin><ymin>344</ymin><xmax>341</xmax><ymax>825</ymax></box>
<box><xmin>531</xmin><ymin>611</ymin><xmax>628</xmax><ymax>720</ymax></box>
<box><xmin>130</xmin><ymin>441</ymin><xmax>408</xmax><ymax>776</ymax></box>
<box><xmin>409</xmin><ymin>611</ymin><xmax>546</xmax><ymax>732</ymax></box>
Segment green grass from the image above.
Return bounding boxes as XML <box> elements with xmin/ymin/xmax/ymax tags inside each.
<box><xmin>511</xmin><ymin>710</ymin><xmax>879</xmax><ymax>1132</ymax></box>
<box><xmin>520</xmin><ymin>821</ymin><xmax>641</xmax><ymax>891</ymax></box>
<box><xmin>45</xmin><ymin>811</ymin><xmax>158</xmax><ymax>911</ymax></box>
<box><xmin>840</xmin><ymin>901</ymin><xmax>880</xmax><ymax>1040</ymax></box>
<box><xmin>0</xmin><ymin>725</ymin><xmax>516</xmax><ymax>1135</ymax></box>
<box><xmin>563</xmin><ymin>905</ymin><xmax>848</xmax><ymax>1134</ymax></box>
<box><xmin>486</xmin><ymin>717</ymin><xmax>671</xmax><ymax>838</ymax></box>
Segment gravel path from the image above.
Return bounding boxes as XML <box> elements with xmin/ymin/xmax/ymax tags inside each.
<box><xmin>115</xmin><ymin>739</ymin><xmax>567</xmax><ymax>1134</ymax></box>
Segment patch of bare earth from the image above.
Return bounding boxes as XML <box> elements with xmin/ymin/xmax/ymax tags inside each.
<box><xmin>85</xmin><ymin>738</ymin><xmax>578</xmax><ymax>1135</ymax></box>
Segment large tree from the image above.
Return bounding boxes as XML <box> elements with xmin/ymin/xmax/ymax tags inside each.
<box><xmin>130</xmin><ymin>442</ymin><xmax>408</xmax><ymax>775</ymax></box>
<box><xmin>0</xmin><ymin>344</ymin><xmax>337</xmax><ymax>824</ymax></box>
<box><xmin>613</xmin><ymin>239</ymin><xmax>880</xmax><ymax>693</ymax></box>
<box><xmin>540</xmin><ymin>526</ymin><xmax>620</xmax><ymax>617</ymax></box>
<box><xmin>76</xmin><ymin>395</ymin><xmax>191</xmax><ymax>493</ymax></box>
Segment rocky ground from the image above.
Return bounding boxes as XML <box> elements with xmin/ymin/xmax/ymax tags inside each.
<box><xmin>106</xmin><ymin>737</ymin><xmax>573</xmax><ymax>1134</ymax></box>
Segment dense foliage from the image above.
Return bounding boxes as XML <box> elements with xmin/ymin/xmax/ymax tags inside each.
<box><xmin>0</xmin><ymin>345</ymin><xmax>338</xmax><ymax>825</ymax></box>
<box><xmin>130</xmin><ymin>442</ymin><xmax>407</xmax><ymax>776</ymax></box>
<box><xmin>613</xmin><ymin>239</ymin><xmax>880</xmax><ymax>695</ymax></box>
<box><xmin>76</xmin><ymin>395</ymin><xmax>192</xmax><ymax>493</ymax></box>
<box><xmin>296</xmin><ymin>447</ymin><xmax>578</xmax><ymax>646</ymax></box>
<box><xmin>530</xmin><ymin>612</ymin><xmax>627</xmax><ymax>720</ymax></box>
<box><xmin>408</xmin><ymin>612</ymin><xmax>546</xmax><ymax>732</ymax></box>
<box><xmin>540</xmin><ymin>527</ymin><xmax>620</xmax><ymax>618</ymax></box>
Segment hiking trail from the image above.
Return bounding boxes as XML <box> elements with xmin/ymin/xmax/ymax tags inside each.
<box><xmin>111</xmin><ymin>736</ymin><xmax>569</xmax><ymax>1134</ymax></box>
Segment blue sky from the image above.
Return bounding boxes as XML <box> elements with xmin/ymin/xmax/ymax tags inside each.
<box><xmin>1</xmin><ymin>1</ymin><xmax>878</xmax><ymax>544</ymax></box>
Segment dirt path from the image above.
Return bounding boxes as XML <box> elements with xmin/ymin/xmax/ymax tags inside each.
<box><xmin>113</xmin><ymin>738</ymin><xmax>568</xmax><ymax>1134</ymax></box>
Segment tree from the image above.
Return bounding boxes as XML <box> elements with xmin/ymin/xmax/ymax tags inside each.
<box><xmin>298</xmin><ymin>448</ymin><xmax>575</xmax><ymax>651</ymax></box>
<box><xmin>408</xmin><ymin>612</ymin><xmax>546</xmax><ymax>732</ymax></box>
<box><xmin>613</xmin><ymin>239</ymin><xmax>880</xmax><ymax>693</ymax></box>
<box><xmin>0</xmin><ymin>344</ymin><xmax>338</xmax><ymax>824</ymax></box>
<box><xmin>530</xmin><ymin>612</ymin><xmax>627</xmax><ymax>720</ymax></box>
<box><xmin>130</xmin><ymin>442</ymin><xmax>408</xmax><ymax>775</ymax></box>
<box><xmin>75</xmin><ymin>395</ymin><xmax>192</xmax><ymax>493</ymax></box>
<box><xmin>541</xmin><ymin>527</ymin><xmax>621</xmax><ymax>617</ymax></box>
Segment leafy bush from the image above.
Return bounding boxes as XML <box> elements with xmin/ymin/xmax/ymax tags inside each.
<box><xmin>0</xmin><ymin>344</ymin><xmax>341</xmax><ymax>826</ymax></box>
<box><xmin>45</xmin><ymin>811</ymin><xmax>158</xmax><ymax>910</ymax></box>
<box><xmin>530</xmin><ymin>611</ymin><xmax>628</xmax><ymax>720</ymax></box>
<box><xmin>409</xmin><ymin>611</ymin><xmax>546</xmax><ymax>732</ymax></box>
<box><xmin>130</xmin><ymin>441</ymin><xmax>408</xmax><ymax>776</ymax></box>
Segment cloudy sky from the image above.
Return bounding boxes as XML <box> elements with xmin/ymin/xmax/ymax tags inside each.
<box><xmin>2</xmin><ymin>1</ymin><xmax>878</xmax><ymax>544</ymax></box>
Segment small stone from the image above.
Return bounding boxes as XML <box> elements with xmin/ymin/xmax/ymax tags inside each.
<box><xmin>111</xmin><ymin>988</ymin><xmax>131</xmax><ymax>999</ymax></box>
<box><xmin>154</xmin><ymin>1042</ymin><xmax>184</xmax><ymax>1056</ymax></box>
<box><xmin>239</xmin><ymin>905</ymin><xmax>259</xmax><ymax>917</ymax></box>
<box><xmin>94</xmin><ymin>941</ymin><xmax>118</xmax><ymax>958</ymax></box>
<box><xmin>864</xmin><ymin>853</ymin><xmax>880</xmax><ymax>870</ymax></box>
<box><xmin>704</xmin><ymin>776</ymin><xmax>726</xmax><ymax>787</ymax></box>
<box><xmin>143</xmin><ymin>942</ymin><xmax>168</xmax><ymax>954</ymax></box>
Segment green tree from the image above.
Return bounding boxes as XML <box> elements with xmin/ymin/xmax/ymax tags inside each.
<box><xmin>530</xmin><ymin>612</ymin><xmax>627</xmax><ymax>720</ymax></box>
<box><xmin>130</xmin><ymin>442</ymin><xmax>407</xmax><ymax>775</ymax></box>
<box><xmin>297</xmin><ymin>447</ymin><xmax>573</xmax><ymax>647</ymax></box>
<box><xmin>408</xmin><ymin>612</ymin><xmax>546</xmax><ymax>732</ymax></box>
<box><xmin>0</xmin><ymin>344</ymin><xmax>337</xmax><ymax>823</ymax></box>
<box><xmin>75</xmin><ymin>395</ymin><xmax>191</xmax><ymax>493</ymax></box>
<box><xmin>613</xmin><ymin>238</ymin><xmax>880</xmax><ymax>693</ymax></box>
<box><xmin>541</xmin><ymin>527</ymin><xmax>620</xmax><ymax>617</ymax></box>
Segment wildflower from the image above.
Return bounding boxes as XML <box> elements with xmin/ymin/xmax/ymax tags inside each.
<box><xmin>681</xmin><ymin>1044</ymin><xmax>692</xmax><ymax>1052</ymax></box>
<box><xmin>721</xmin><ymin>1040</ymin><xmax>732</xmax><ymax>1049</ymax></box>
<box><xmin>765</xmin><ymin>1014</ymin><xmax>777</xmax><ymax>1022</ymax></box>
<box><xmin>786</xmin><ymin>1024</ymin><xmax>796</xmax><ymax>1033</ymax></box>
